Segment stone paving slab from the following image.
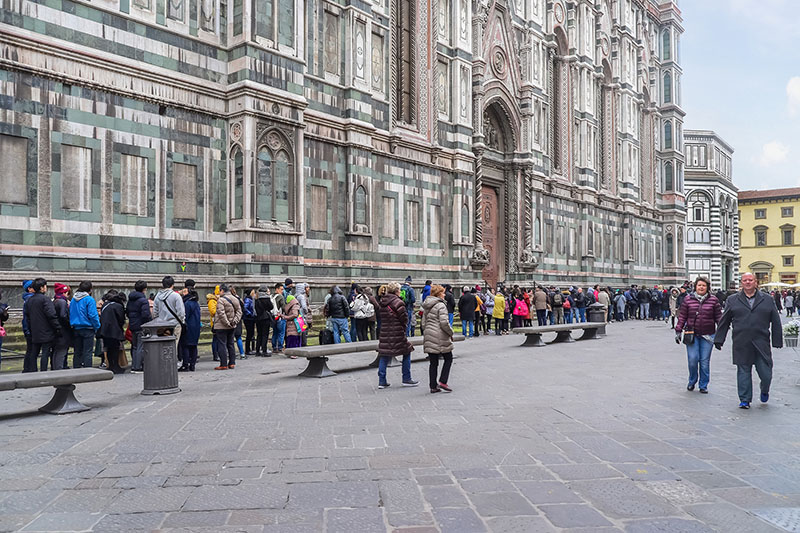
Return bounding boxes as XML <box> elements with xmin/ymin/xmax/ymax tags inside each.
<box><xmin>2</xmin><ymin>320</ymin><xmax>800</xmax><ymax>531</ymax></box>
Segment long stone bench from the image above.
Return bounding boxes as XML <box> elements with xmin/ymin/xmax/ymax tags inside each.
<box><xmin>511</xmin><ymin>322</ymin><xmax>606</xmax><ymax>347</ymax></box>
<box><xmin>0</xmin><ymin>368</ymin><xmax>113</xmax><ymax>414</ymax></box>
<box><xmin>286</xmin><ymin>336</ymin><xmax>465</xmax><ymax>378</ymax></box>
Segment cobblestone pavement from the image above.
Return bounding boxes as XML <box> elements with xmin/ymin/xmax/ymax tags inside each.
<box><xmin>2</xmin><ymin>319</ymin><xmax>800</xmax><ymax>532</ymax></box>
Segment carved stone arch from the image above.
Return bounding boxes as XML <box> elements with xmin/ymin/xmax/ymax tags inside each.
<box><xmin>482</xmin><ymin>91</ymin><xmax>521</xmax><ymax>153</ymax></box>
<box><xmin>553</xmin><ymin>25</ymin><xmax>568</xmax><ymax>56</ymax></box>
<box><xmin>256</xmin><ymin>126</ymin><xmax>294</xmax><ymax>153</ymax></box>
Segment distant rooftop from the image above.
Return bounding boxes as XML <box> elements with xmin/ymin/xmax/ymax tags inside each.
<box><xmin>739</xmin><ymin>187</ymin><xmax>800</xmax><ymax>201</ymax></box>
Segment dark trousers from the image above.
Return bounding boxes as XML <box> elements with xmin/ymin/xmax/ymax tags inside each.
<box><xmin>495</xmin><ymin>318</ymin><xmax>503</xmax><ymax>334</ymax></box>
<box><xmin>23</xmin><ymin>335</ymin><xmax>33</xmax><ymax>372</ymax></box>
<box><xmin>355</xmin><ymin>318</ymin><xmax>369</xmax><ymax>341</ymax></box>
<box><xmin>130</xmin><ymin>330</ymin><xmax>144</xmax><ymax>371</ymax></box>
<box><xmin>243</xmin><ymin>319</ymin><xmax>255</xmax><ymax>353</ymax></box>
<box><xmin>536</xmin><ymin>309</ymin><xmax>547</xmax><ymax>326</ymax></box>
<box><xmin>181</xmin><ymin>344</ymin><xmax>198</xmax><ymax>370</ymax></box>
<box><xmin>428</xmin><ymin>352</ymin><xmax>453</xmax><ymax>389</ymax></box>
<box><xmin>52</xmin><ymin>343</ymin><xmax>69</xmax><ymax>370</ymax></box>
<box><xmin>255</xmin><ymin>319</ymin><xmax>271</xmax><ymax>354</ymax></box>
<box><xmin>737</xmin><ymin>356</ymin><xmax>773</xmax><ymax>403</ymax></box>
<box><xmin>104</xmin><ymin>338</ymin><xmax>124</xmax><ymax>374</ymax></box>
<box><xmin>27</xmin><ymin>342</ymin><xmax>53</xmax><ymax>372</ymax></box>
<box><xmin>72</xmin><ymin>328</ymin><xmax>95</xmax><ymax>369</ymax></box>
<box><xmin>367</xmin><ymin>321</ymin><xmax>376</xmax><ymax>340</ymax></box>
<box><xmin>215</xmin><ymin>329</ymin><xmax>236</xmax><ymax>367</ymax></box>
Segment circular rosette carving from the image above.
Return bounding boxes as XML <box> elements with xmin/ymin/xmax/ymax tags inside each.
<box><xmin>230</xmin><ymin>122</ymin><xmax>242</xmax><ymax>141</ymax></box>
<box><xmin>490</xmin><ymin>47</ymin><xmax>508</xmax><ymax>79</ymax></box>
<box><xmin>267</xmin><ymin>131</ymin><xmax>283</xmax><ymax>151</ymax></box>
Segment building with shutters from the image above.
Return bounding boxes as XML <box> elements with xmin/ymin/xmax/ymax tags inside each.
<box><xmin>683</xmin><ymin>130</ymin><xmax>738</xmax><ymax>290</ymax></box>
<box><xmin>0</xmin><ymin>0</ymin><xmax>686</xmax><ymax>294</ymax></box>
<box><xmin>738</xmin><ymin>188</ymin><xmax>800</xmax><ymax>287</ymax></box>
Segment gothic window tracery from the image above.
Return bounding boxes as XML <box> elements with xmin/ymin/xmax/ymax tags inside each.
<box><xmin>232</xmin><ymin>147</ymin><xmax>244</xmax><ymax>220</ymax></box>
<box><xmin>256</xmin><ymin>130</ymin><xmax>295</xmax><ymax>224</ymax></box>
<box><xmin>393</xmin><ymin>0</ymin><xmax>416</xmax><ymax>125</ymax></box>
<box><xmin>256</xmin><ymin>0</ymin><xmax>295</xmax><ymax>48</ymax></box>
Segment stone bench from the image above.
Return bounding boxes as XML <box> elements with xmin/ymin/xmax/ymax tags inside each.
<box><xmin>0</xmin><ymin>368</ymin><xmax>113</xmax><ymax>414</ymax></box>
<box><xmin>286</xmin><ymin>336</ymin><xmax>465</xmax><ymax>378</ymax></box>
<box><xmin>511</xmin><ymin>322</ymin><xmax>607</xmax><ymax>347</ymax></box>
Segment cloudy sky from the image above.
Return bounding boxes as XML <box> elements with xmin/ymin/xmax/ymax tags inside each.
<box><xmin>680</xmin><ymin>0</ymin><xmax>800</xmax><ymax>191</ymax></box>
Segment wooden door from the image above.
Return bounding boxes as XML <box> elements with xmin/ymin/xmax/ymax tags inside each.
<box><xmin>481</xmin><ymin>186</ymin><xmax>503</xmax><ymax>287</ymax></box>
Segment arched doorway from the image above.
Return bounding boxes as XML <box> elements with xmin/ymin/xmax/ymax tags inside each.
<box><xmin>479</xmin><ymin>101</ymin><xmax>517</xmax><ymax>287</ymax></box>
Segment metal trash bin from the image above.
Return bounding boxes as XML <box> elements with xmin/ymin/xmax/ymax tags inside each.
<box><xmin>140</xmin><ymin>318</ymin><xmax>181</xmax><ymax>395</ymax></box>
<box><xmin>587</xmin><ymin>302</ymin><xmax>607</xmax><ymax>336</ymax></box>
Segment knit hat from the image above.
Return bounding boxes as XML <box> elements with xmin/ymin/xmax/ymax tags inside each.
<box><xmin>22</xmin><ymin>280</ymin><xmax>33</xmax><ymax>291</ymax></box>
<box><xmin>54</xmin><ymin>283</ymin><xmax>70</xmax><ymax>296</ymax></box>
<box><xmin>405</xmin><ymin>276</ymin><xmax>413</xmax><ymax>283</ymax></box>
<box><xmin>475</xmin><ymin>284</ymin><xmax>481</xmax><ymax>291</ymax></box>
<box><xmin>284</xmin><ymin>278</ymin><xmax>294</xmax><ymax>286</ymax></box>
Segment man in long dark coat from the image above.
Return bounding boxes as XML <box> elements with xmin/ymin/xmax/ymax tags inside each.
<box><xmin>714</xmin><ymin>272</ymin><xmax>782</xmax><ymax>409</ymax></box>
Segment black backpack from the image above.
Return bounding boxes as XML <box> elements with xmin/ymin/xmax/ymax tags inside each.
<box><xmin>319</xmin><ymin>329</ymin><xmax>335</xmax><ymax>345</ymax></box>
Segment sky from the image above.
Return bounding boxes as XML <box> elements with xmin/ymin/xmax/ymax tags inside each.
<box><xmin>680</xmin><ymin>0</ymin><xmax>800</xmax><ymax>191</ymax></box>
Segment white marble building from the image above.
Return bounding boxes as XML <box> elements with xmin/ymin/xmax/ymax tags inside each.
<box><xmin>684</xmin><ymin>130</ymin><xmax>738</xmax><ymax>290</ymax></box>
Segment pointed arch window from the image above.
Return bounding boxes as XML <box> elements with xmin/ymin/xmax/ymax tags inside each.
<box><xmin>666</xmin><ymin>234</ymin><xmax>674</xmax><ymax>264</ymax></box>
<box><xmin>354</xmin><ymin>185</ymin><xmax>367</xmax><ymax>226</ymax></box>
<box><xmin>460</xmin><ymin>204</ymin><xmax>470</xmax><ymax>241</ymax></box>
<box><xmin>232</xmin><ymin>147</ymin><xmax>244</xmax><ymax>220</ymax></box>
<box><xmin>256</xmin><ymin>131</ymin><xmax>295</xmax><ymax>225</ymax></box>
<box><xmin>662</xmin><ymin>30</ymin><xmax>671</xmax><ymax>61</ymax></box>
<box><xmin>664</xmin><ymin>161</ymin><xmax>674</xmax><ymax>191</ymax></box>
<box><xmin>393</xmin><ymin>0</ymin><xmax>416</xmax><ymax>125</ymax></box>
<box><xmin>664</xmin><ymin>121</ymin><xmax>673</xmax><ymax>150</ymax></box>
<box><xmin>663</xmin><ymin>72</ymin><xmax>672</xmax><ymax>103</ymax></box>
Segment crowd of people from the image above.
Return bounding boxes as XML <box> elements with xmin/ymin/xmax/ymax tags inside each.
<box><xmin>0</xmin><ymin>272</ymin><xmax>789</xmax><ymax>404</ymax></box>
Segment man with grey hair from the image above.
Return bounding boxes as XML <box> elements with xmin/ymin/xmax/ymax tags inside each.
<box><xmin>714</xmin><ymin>272</ymin><xmax>783</xmax><ymax>409</ymax></box>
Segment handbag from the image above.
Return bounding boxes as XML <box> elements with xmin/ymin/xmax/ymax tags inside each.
<box><xmin>294</xmin><ymin>316</ymin><xmax>308</xmax><ymax>333</ymax></box>
<box><xmin>0</xmin><ymin>326</ymin><xmax>5</xmax><ymax>337</ymax></box>
<box><xmin>682</xmin><ymin>309</ymin><xmax>700</xmax><ymax>345</ymax></box>
<box><xmin>118</xmin><ymin>348</ymin><xmax>129</xmax><ymax>368</ymax></box>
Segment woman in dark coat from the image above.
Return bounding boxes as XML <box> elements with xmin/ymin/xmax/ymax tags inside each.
<box><xmin>377</xmin><ymin>282</ymin><xmax>418</xmax><ymax>389</ymax></box>
<box><xmin>714</xmin><ymin>273</ymin><xmax>783</xmax><ymax>408</ymax></box>
<box><xmin>99</xmin><ymin>290</ymin><xmax>127</xmax><ymax>374</ymax></box>
<box><xmin>179</xmin><ymin>290</ymin><xmax>202</xmax><ymax>371</ymax></box>
<box><xmin>675</xmin><ymin>277</ymin><xmax>722</xmax><ymax>394</ymax></box>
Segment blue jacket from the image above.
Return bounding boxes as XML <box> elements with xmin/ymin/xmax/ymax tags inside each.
<box><xmin>182</xmin><ymin>296</ymin><xmax>202</xmax><ymax>346</ymax></box>
<box><xmin>69</xmin><ymin>291</ymin><xmax>101</xmax><ymax>330</ymax></box>
<box><xmin>126</xmin><ymin>290</ymin><xmax>152</xmax><ymax>331</ymax></box>
<box><xmin>401</xmin><ymin>284</ymin><xmax>416</xmax><ymax>309</ymax></box>
<box><xmin>421</xmin><ymin>284</ymin><xmax>431</xmax><ymax>302</ymax></box>
<box><xmin>243</xmin><ymin>296</ymin><xmax>255</xmax><ymax>320</ymax></box>
<box><xmin>21</xmin><ymin>291</ymin><xmax>33</xmax><ymax>336</ymax></box>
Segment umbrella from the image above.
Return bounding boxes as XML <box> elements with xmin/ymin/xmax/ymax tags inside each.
<box><xmin>762</xmin><ymin>282</ymin><xmax>790</xmax><ymax>288</ymax></box>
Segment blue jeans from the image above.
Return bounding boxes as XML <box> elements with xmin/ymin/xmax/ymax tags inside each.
<box><xmin>448</xmin><ymin>313</ymin><xmax>454</xmax><ymax>327</ymax></box>
<box><xmin>331</xmin><ymin>318</ymin><xmax>351</xmax><ymax>343</ymax></box>
<box><xmin>72</xmin><ymin>328</ymin><xmax>95</xmax><ymax>369</ymax></box>
<box><xmin>577</xmin><ymin>307</ymin><xmax>586</xmax><ymax>322</ymax></box>
<box><xmin>406</xmin><ymin>308</ymin><xmax>414</xmax><ymax>336</ymax></box>
<box><xmin>462</xmin><ymin>319</ymin><xmax>474</xmax><ymax>337</ymax></box>
<box><xmin>349</xmin><ymin>317</ymin><xmax>357</xmax><ymax>342</ymax></box>
<box><xmin>686</xmin><ymin>336</ymin><xmax>713</xmax><ymax>389</ymax></box>
<box><xmin>639</xmin><ymin>302</ymin><xmax>649</xmax><ymax>319</ymax></box>
<box><xmin>565</xmin><ymin>309</ymin><xmax>573</xmax><ymax>323</ymax></box>
<box><xmin>272</xmin><ymin>319</ymin><xmax>286</xmax><ymax>349</ymax></box>
<box><xmin>378</xmin><ymin>354</ymin><xmax>412</xmax><ymax>385</ymax></box>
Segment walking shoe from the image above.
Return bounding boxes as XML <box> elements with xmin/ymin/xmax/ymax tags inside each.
<box><xmin>739</xmin><ymin>401</ymin><xmax>750</xmax><ymax>409</ymax></box>
<box><xmin>214</xmin><ymin>366</ymin><xmax>228</xmax><ymax>370</ymax></box>
<box><xmin>131</xmin><ymin>369</ymin><xmax>143</xmax><ymax>374</ymax></box>
<box><xmin>760</xmin><ymin>392</ymin><xmax>769</xmax><ymax>403</ymax></box>
<box><xmin>402</xmin><ymin>380</ymin><xmax>419</xmax><ymax>387</ymax></box>
<box><xmin>228</xmin><ymin>364</ymin><xmax>235</xmax><ymax>369</ymax></box>
<box><xmin>699</xmin><ymin>388</ymin><xmax>708</xmax><ymax>394</ymax></box>
<box><xmin>178</xmin><ymin>366</ymin><xmax>188</xmax><ymax>372</ymax></box>
<box><xmin>378</xmin><ymin>383</ymin><xmax>390</xmax><ymax>389</ymax></box>
<box><xmin>430</xmin><ymin>388</ymin><xmax>441</xmax><ymax>393</ymax></box>
<box><xmin>438</xmin><ymin>382</ymin><xmax>453</xmax><ymax>392</ymax></box>
<box><xmin>687</xmin><ymin>384</ymin><xmax>695</xmax><ymax>391</ymax></box>
<box><xmin>239</xmin><ymin>354</ymin><xmax>247</xmax><ymax>360</ymax></box>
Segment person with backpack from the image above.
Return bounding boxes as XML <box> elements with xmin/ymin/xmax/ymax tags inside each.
<box><xmin>350</xmin><ymin>286</ymin><xmax>374</xmax><ymax>341</ymax></box>
<box><xmin>152</xmin><ymin>276</ymin><xmax>186</xmax><ymax>354</ymax></box>
<box><xmin>400</xmin><ymin>276</ymin><xmax>416</xmax><ymax>336</ymax></box>
<box><xmin>573</xmin><ymin>288</ymin><xmax>587</xmax><ymax>323</ymax></box>
<box><xmin>213</xmin><ymin>284</ymin><xmax>243</xmax><ymax>370</ymax></box>
<box><xmin>550</xmin><ymin>289</ymin><xmax>564</xmax><ymax>324</ymax></box>
<box><xmin>242</xmin><ymin>288</ymin><xmax>256</xmax><ymax>355</ymax></box>
<box><xmin>52</xmin><ymin>283</ymin><xmax>73</xmax><ymax>370</ymax></box>
<box><xmin>511</xmin><ymin>288</ymin><xmax>529</xmax><ymax>329</ymax></box>
<box><xmin>254</xmin><ymin>285</ymin><xmax>274</xmax><ymax>356</ymax></box>
<box><xmin>564</xmin><ymin>290</ymin><xmax>575</xmax><ymax>323</ymax></box>
<box><xmin>457</xmin><ymin>286</ymin><xmax>477</xmax><ymax>338</ymax></box>
<box><xmin>271</xmin><ymin>283</ymin><xmax>287</xmax><ymax>354</ymax></box>
<box><xmin>282</xmin><ymin>293</ymin><xmax>302</xmax><ymax>355</ymax></box>
<box><xmin>179</xmin><ymin>288</ymin><xmax>201</xmax><ymax>371</ymax></box>
<box><xmin>325</xmin><ymin>286</ymin><xmax>351</xmax><ymax>343</ymax></box>
<box><xmin>295</xmin><ymin>282</ymin><xmax>312</xmax><ymax>346</ymax></box>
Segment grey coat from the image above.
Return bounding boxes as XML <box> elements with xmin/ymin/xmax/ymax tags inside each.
<box><xmin>421</xmin><ymin>296</ymin><xmax>454</xmax><ymax>354</ymax></box>
<box><xmin>714</xmin><ymin>290</ymin><xmax>782</xmax><ymax>366</ymax></box>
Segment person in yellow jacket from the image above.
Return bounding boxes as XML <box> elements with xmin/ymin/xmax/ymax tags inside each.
<box><xmin>492</xmin><ymin>290</ymin><xmax>505</xmax><ymax>335</ymax></box>
<box><xmin>474</xmin><ymin>289</ymin><xmax>485</xmax><ymax>337</ymax></box>
<box><xmin>206</xmin><ymin>285</ymin><xmax>220</xmax><ymax>361</ymax></box>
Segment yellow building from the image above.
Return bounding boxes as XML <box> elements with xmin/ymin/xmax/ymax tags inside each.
<box><xmin>738</xmin><ymin>188</ymin><xmax>800</xmax><ymax>285</ymax></box>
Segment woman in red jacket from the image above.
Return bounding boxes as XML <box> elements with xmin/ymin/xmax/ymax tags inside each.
<box><xmin>675</xmin><ymin>277</ymin><xmax>722</xmax><ymax>394</ymax></box>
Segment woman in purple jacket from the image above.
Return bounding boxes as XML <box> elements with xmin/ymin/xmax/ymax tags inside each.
<box><xmin>675</xmin><ymin>277</ymin><xmax>722</xmax><ymax>394</ymax></box>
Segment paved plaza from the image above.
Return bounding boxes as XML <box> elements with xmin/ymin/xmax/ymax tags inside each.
<box><xmin>2</xmin><ymin>319</ymin><xmax>800</xmax><ymax>532</ymax></box>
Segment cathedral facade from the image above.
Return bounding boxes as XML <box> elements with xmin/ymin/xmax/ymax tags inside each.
<box><xmin>0</xmin><ymin>0</ymin><xmax>686</xmax><ymax>290</ymax></box>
